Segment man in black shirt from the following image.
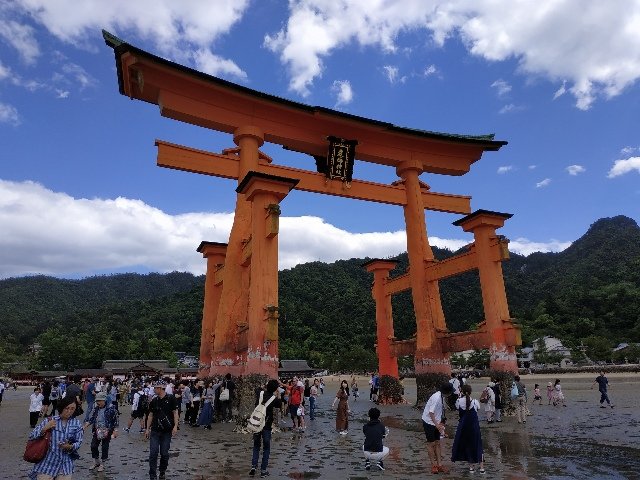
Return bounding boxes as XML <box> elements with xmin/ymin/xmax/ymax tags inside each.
<box><xmin>592</xmin><ymin>371</ymin><xmax>614</xmax><ymax>408</ymax></box>
<box><xmin>362</xmin><ymin>407</ymin><xmax>389</xmax><ymax>471</ymax></box>
<box><xmin>250</xmin><ymin>379</ymin><xmax>282</xmax><ymax>478</ymax></box>
<box><xmin>145</xmin><ymin>380</ymin><xmax>178</xmax><ymax>480</ymax></box>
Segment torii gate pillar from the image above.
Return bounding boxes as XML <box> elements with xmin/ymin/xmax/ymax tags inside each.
<box><xmin>397</xmin><ymin>160</ymin><xmax>450</xmax><ymax>374</ymax></box>
<box><xmin>236</xmin><ymin>171</ymin><xmax>299</xmax><ymax>377</ymax></box>
<box><xmin>196</xmin><ymin>242</ymin><xmax>227</xmax><ymax>377</ymax></box>
<box><xmin>364</xmin><ymin>260</ymin><xmax>399</xmax><ymax>378</ymax></box>
<box><xmin>454</xmin><ymin>211</ymin><xmax>520</xmax><ymax>372</ymax></box>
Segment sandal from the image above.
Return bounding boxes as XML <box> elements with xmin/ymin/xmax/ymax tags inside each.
<box><xmin>437</xmin><ymin>465</ymin><xmax>450</xmax><ymax>473</ymax></box>
<box><xmin>431</xmin><ymin>465</ymin><xmax>439</xmax><ymax>474</ymax></box>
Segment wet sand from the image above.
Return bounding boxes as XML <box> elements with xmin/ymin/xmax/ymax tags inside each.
<box><xmin>1</xmin><ymin>373</ymin><xmax>638</xmax><ymax>479</ymax></box>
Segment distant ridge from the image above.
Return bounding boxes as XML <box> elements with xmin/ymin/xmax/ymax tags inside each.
<box><xmin>1</xmin><ymin>216</ymin><xmax>638</xmax><ymax>370</ymax></box>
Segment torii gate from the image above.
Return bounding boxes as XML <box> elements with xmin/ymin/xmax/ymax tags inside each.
<box><xmin>104</xmin><ymin>31</ymin><xmax>521</xmax><ymax>378</ymax></box>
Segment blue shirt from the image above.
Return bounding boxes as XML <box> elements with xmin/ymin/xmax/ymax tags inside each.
<box><xmin>86</xmin><ymin>382</ymin><xmax>96</xmax><ymax>403</ymax></box>
<box><xmin>28</xmin><ymin>416</ymin><xmax>84</xmax><ymax>479</ymax></box>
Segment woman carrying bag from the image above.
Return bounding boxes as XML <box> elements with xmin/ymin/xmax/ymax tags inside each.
<box><xmin>26</xmin><ymin>395</ymin><xmax>84</xmax><ymax>479</ymax></box>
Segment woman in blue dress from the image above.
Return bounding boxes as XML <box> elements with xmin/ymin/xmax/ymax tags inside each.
<box><xmin>451</xmin><ymin>384</ymin><xmax>485</xmax><ymax>473</ymax></box>
<box><xmin>28</xmin><ymin>395</ymin><xmax>84</xmax><ymax>479</ymax></box>
<box><xmin>198</xmin><ymin>378</ymin><xmax>223</xmax><ymax>429</ymax></box>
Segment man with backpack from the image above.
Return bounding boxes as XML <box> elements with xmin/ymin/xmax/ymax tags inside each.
<box><xmin>124</xmin><ymin>386</ymin><xmax>147</xmax><ymax>433</ymax></box>
<box><xmin>146</xmin><ymin>380</ymin><xmax>179</xmax><ymax>480</ymax></box>
<box><xmin>248</xmin><ymin>379</ymin><xmax>282</xmax><ymax>478</ymax></box>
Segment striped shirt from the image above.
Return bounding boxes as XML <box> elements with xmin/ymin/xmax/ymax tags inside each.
<box><xmin>28</xmin><ymin>416</ymin><xmax>84</xmax><ymax>479</ymax></box>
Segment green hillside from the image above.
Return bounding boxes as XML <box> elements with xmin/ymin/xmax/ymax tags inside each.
<box><xmin>1</xmin><ymin>216</ymin><xmax>638</xmax><ymax>371</ymax></box>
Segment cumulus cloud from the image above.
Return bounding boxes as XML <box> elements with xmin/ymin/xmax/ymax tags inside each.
<box><xmin>331</xmin><ymin>80</ymin><xmax>353</xmax><ymax>107</ymax></box>
<box><xmin>0</xmin><ymin>102</ymin><xmax>20</xmax><ymax>125</ymax></box>
<box><xmin>608</xmin><ymin>157</ymin><xmax>640</xmax><ymax>178</ymax></box>
<box><xmin>536</xmin><ymin>178</ymin><xmax>551</xmax><ymax>188</ymax></box>
<box><xmin>497</xmin><ymin>166</ymin><xmax>513</xmax><ymax>174</ymax></box>
<box><xmin>0</xmin><ymin>179</ymin><xmax>574</xmax><ymax>279</ymax></box>
<box><xmin>4</xmin><ymin>0</ymin><xmax>248</xmax><ymax>78</ymax></box>
<box><xmin>265</xmin><ymin>1</ymin><xmax>640</xmax><ymax>108</ymax></box>
<box><xmin>566</xmin><ymin>165</ymin><xmax>586</xmax><ymax>175</ymax></box>
<box><xmin>491</xmin><ymin>78</ymin><xmax>511</xmax><ymax>97</ymax></box>
<box><xmin>192</xmin><ymin>49</ymin><xmax>248</xmax><ymax>80</ymax></box>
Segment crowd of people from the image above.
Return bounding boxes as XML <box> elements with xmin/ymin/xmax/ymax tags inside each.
<box><xmin>12</xmin><ymin>369</ymin><xmax>617</xmax><ymax>479</ymax></box>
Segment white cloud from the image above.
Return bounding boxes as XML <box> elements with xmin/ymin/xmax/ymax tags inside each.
<box><xmin>620</xmin><ymin>146</ymin><xmax>638</xmax><ymax>156</ymax></box>
<box><xmin>383</xmin><ymin>65</ymin><xmax>406</xmax><ymax>84</ymax></box>
<box><xmin>5</xmin><ymin>0</ymin><xmax>249</xmax><ymax>76</ymax></box>
<box><xmin>608</xmin><ymin>157</ymin><xmax>640</xmax><ymax>178</ymax></box>
<box><xmin>499</xmin><ymin>103</ymin><xmax>523</xmax><ymax>114</ymax></box>
<box><xmin>0</xmin><ymin>179</ymin><xmax>576</xmax><ymax>278</ymax></box>
<box><xmin>497</xmin><ymin>166</ymin><xmax>513</xmax><ymax>174</ymax></box>
<box><xmin>491</xmin><ymin>79</ymin><xmax>511</xmax><ymax>97</ymax></box>
<box><xmin>331</xmin><ymin>80</ymin><xmax>353</xmax><ymax>107</ymax></box>
<box><xmin>265</xmin><ymin>1</ymin><xmax>640</xmax><ymax>108</ymax></box>
<box><xmin>566</xmin><ymin>165</ymin><xmax>586</xmax><ymax>175</ymax></box>
<box><xmin>528</xmin><ymin>165</ymin><xmax>537</xmax><ymax>170</ymax></box>
<box><xmin>0</xmin><ymin>102</ymin><xmax>20</xmax><ymax>125</ymax></box>
<box><xmin>536</xmin><ymin>178</ymin><xmax>551</xmax><ymax>188</ymax></box>
<box><xmin>0</xmin><ymin>61</ymin><xmax>11</xmax><ymax>80</ymax></box>
<box><xmin>56</xmin><ymin>89</ymin><xmax>69</xmax><ymax>99</ymax></box>
<box><xmin>553</xmin><ymin>80</ymin><xmax>567</xmax><ymax>99</ymax></box>
<box><xmin>509</xmin><ymin>238</ymin><xmax>571</xmax><ymax>256</ymax></box>
<box><xmin>423</xmin><ymin>64</ymin><xmax>438</xmax><ymax>77</ymax></box>
<box><xmin>0</xmin><ymin>18</ymin><xmax>40</xmax><ymax>63</ymax></box>
<box><xmin>60</xmin><ymin>62</ymin><xmax>97</xmax><ymax>89</ymax></box>
<box><xmin>192</xmin><ymin>49</ymin><xmax>247</xmax><ymax>80</ymax></box>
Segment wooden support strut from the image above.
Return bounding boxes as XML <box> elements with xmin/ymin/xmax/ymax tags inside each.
<box><xmin>155</xmin><ymin>140</ymin><xmax>472</xmax><ymax>214</ymax></box>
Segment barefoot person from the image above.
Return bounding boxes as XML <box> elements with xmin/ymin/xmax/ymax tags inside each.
<box><xmin>451</xmin><ymin>384</ymin><xmax>485</xmax><ymax>473</ymax></box>
<box><xmin>591</xmin><ymin>371</ymin><xmax>614</xmax><ymax>408</ymax></box>
<box><xmin>422</xmin><ymin>383</ymin><xmax>454</xmax><ymax>474</ymax></box>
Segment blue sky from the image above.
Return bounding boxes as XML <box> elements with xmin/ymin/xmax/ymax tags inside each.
<box><xmin>1</xmin><ymin>0</ymin><xmax>639</xmax><ymax>279</ymax></box>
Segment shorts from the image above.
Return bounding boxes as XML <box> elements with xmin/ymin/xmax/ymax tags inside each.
<box><xmin>423</xmin><ymin>421</ymin><xmax>441</xmax><ymax>443</ymax></box>
<box><xmin>289</xmin><ymin>404</ymin><xmax>300</xmax><ymax>418</ymax></box>
<box><xmin>42</xmin><ymin>398</ymin><xmax>51</xmax><ymax>406</ymax></box>
<box><xmin>132</xmin><ymin>410</ymin><xmax>145</xmax><ymax>419</ymax></box>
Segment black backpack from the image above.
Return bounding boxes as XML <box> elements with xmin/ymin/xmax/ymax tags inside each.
<box><xmin>137</xmin><ymin>393</ymin><xmax>150</xmax><ymax>413</ymax></box>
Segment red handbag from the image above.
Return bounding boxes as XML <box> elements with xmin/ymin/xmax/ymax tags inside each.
<box><xmin>23</xmin><ymin>427</ymin><xmax>52</xmax><ymax>463</ymax></box>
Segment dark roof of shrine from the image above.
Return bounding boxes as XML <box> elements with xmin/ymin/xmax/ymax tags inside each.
<box><xmin>103</xmin><ymin>30</ymin><xmax>507</xmax><ymax>150</ymax></box>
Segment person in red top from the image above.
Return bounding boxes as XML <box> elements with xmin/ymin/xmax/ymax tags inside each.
<box><xmin>288</xmin><ymin>376</ymin><xmax>304</xmax><ymax>431</ymax></box>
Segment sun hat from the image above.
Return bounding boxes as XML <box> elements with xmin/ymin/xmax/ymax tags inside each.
<box><xmin>96</xmin><ymin>392</ymin><xmax>108</xmax><ymax>401</ymax></box>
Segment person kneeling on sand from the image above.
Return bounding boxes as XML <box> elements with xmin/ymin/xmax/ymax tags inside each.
<box><xmin>363</xmin><ymin>407</ymin><xmax>389</xmax><ymax>471</ymax></box>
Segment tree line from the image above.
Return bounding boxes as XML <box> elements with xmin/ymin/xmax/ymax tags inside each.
<box><xmin>1</xmin><ymin>215</ymin><xmax>638</xmax><ymax>371</ymax></box>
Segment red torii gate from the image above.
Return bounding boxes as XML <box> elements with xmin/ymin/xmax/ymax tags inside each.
<box><xmin>104</xmin><ymin>30</ymin><xmax>521</xmax><ymax>378</ymax></box>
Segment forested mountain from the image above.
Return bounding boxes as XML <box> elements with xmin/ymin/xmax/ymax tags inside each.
<box><xmin>1</xmin><ymin>216</ymin><xmax>639</xmax><ymax>370</ymax></box>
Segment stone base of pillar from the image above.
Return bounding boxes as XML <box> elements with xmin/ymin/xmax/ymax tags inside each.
<box><xmin>489</xmin><ymin>345</ymin><xmax>518</xmax><ymax>373</ymax></box>
<box><xmin>414</xmin><ymin>348</ymin><xmax>451</xmax><ymax>375</ymax></box>
<box><xmin>211</xmin><ymin>353</ymin><xmax>246</xmax><ymax>377</ymax></box>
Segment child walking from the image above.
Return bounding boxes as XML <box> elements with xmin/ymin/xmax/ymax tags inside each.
<box><xmin>533</xmin><ymin>384</ymin><xmax>543</xmax><ymax>405</ymax></box>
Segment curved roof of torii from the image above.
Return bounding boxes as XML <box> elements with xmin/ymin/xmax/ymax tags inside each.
<box><xmin>103</xmin><ymin>30</ymin><xmax>507</xmax><ymax>176</ymax></box>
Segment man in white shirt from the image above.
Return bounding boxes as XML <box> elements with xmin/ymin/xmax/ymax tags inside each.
<box><xmin>0</xmin><ymin>379</ymin><xmax>5</xmax><ymax>406</ymax></box>
<box><xmin>421</xmin><ymin>383</ymin><xmax>454</xmax><ymax>474</ymax></box>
